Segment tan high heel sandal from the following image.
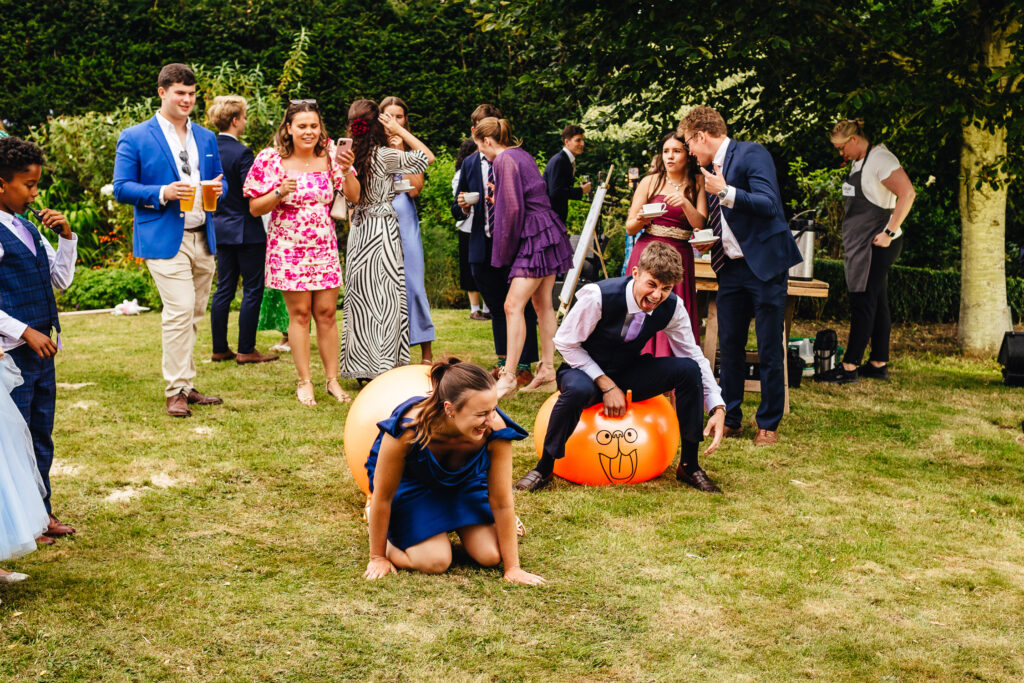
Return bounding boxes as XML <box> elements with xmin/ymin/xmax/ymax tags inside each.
<box><xmin>495</xmin><ymin>367</ymin><xmax>519</xmax><ymax>400</ymax></box>
<box><xmin>326</xmin><ymin>377</ymin><xmax>351</xmax><ymax>403</ymax></box>
<box><xmin>521</xmin><ymin>362</ymin><xmax>556</xmax><ymax>393</ymax></box>
<box><xmin>296</xmin><ymin>379</ymin><xmax>317</xmax><ymax>406</ymax></box>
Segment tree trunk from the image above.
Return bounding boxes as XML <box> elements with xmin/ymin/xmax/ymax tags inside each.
<box><xmin>958</xmin><ymin>16</ymin><xmax>1017</xmax><ymax>356</ymax></box>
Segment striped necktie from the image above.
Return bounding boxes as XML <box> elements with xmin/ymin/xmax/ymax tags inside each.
<box><xmin>486</xmin><ymin>162</ymin><xmax>495</xmax><ymax>234</ymax></box>
<box><xmin>706</xmin><ymin>190</ymin><xmax>726</xmax><ymax>273</ymax></box>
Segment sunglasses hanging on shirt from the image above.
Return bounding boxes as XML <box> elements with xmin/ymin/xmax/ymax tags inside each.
<box><xmin>178</xmin><ymin>150</ymin><xmax>191</xmax><ymax>176</ymax></box>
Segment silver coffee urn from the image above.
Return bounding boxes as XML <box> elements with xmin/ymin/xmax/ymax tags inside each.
<box><xmin>788</xmin><ymin>210</ymin><xmax>819</xmax><ymax>281</ymax></box>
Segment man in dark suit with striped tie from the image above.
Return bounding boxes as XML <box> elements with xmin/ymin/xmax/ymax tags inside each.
<box><xmin>678</xmin><ymin>107</ymin><xmax>802</xmax><ymax>446</ymax></box>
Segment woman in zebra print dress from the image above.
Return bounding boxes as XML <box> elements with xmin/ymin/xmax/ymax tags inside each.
<box><xmin>341</xmin><ymin>100</ymin><xmax>434</xmax><ymax>380</ymax></box>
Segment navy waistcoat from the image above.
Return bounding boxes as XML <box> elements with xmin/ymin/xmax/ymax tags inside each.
<box><xmin>0</xmin><ymin>219</ymin><xmax>61</xmax><ymax>335</ymax></box>
<box><xmin>580</xmin><ymin>276</ymin><xmax>677</xmax><ymax>374</ymax></box>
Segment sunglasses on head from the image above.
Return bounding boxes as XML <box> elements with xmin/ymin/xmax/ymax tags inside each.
<box><xmin>290</xmin><ymin>99</ymin><xmax>318</xmax><ymax>108</ymax></box>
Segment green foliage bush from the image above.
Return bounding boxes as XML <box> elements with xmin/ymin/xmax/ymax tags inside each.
<box><xmin>795</xmin><ymin>258</ymin><xmax>1024</xmax><ymax>324</ymax></box>
<box><xmin>57</xmin><ymin>266</ymin><xmax>161</xmax><ymax>312</ymax></box>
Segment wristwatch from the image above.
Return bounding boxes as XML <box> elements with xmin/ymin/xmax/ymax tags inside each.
<box><xmin>274</xmin><ymin>188</ymin><xmax>281</xmax><ymax>197</ymax></box>
<box><xmin>709</xmin><ymin>405</ymin><xmax>725</xmax><ymax>417</ymax></box>
<box><xmin>883</xmin><ymin>228</ymin><xmax>897</xmax><ymax>238</ymax></box>
<box><xmin>717</xmin><ymin>186</ymin><xmax>729</xmax><ymax>200</ymax></box>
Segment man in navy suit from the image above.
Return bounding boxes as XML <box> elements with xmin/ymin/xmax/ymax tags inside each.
<box><xmin>206</xmin><ymin>96</ymin><xmax>277</xmax><ymax>366</ymax></box>
<box><xmin>679</xmin><ymin>106</ymin><xmax>802</xmax><ymax>446</ymax></box>
<box><xmin>451</xmin><ymin>104</ymin><xmax>538</xmax><ymax>384</ymax></box>
<box><xmin>113</xmin><ymin>63</ymin><xmax>227</xmax><ymax>418</ymax></box>
<box><xmin>542</xmin><ymin>124</ymin><xmax>591</xmax><ymax>224</ymax></box>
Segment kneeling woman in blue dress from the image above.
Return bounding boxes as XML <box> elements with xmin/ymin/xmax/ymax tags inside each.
<box><xmin>364</xmin><ymin>359</ymin><xmax>545</xmax><ymax>585</ymax></box>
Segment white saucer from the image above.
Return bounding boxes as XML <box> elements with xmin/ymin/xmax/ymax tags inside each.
<box><xmin>689</xmin><ymin>236</ymin><xmax>721</xmax><ymax>248</ymax></box>
<box><xmin>394</xmin><ymin>185</ymin><xmax>413</xmax><ymax>194</ymax></box>
<box><xmin>640</xmin><ymin>209</ymin><xmax>667</xmax><ymax>219</ymax></box>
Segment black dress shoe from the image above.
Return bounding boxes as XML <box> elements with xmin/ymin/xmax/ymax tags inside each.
<box><xmin>858</xmin><ymin>363</ymin><xmax>889</xmax><ymax>380</ymax></box>
<box><xmin>514</xmin><ymin>469</ymin><xmax>553</xmax><ymax>492</ymax></box>
<box><xmin>814</xmin><ymin>366</ymin><xmax>859</xmax><ymax>384</ymax></box>
<box><xmin>675</xmin><ymin>466</ymin><xmax>722</xmax><ymax>493</ymax></box>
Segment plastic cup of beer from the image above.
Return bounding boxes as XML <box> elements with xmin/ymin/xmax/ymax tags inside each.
<box><xmin>179</xmin><ymin>185</ymin><xmax>197</xmax><ymax>212</ymax></box>
<box><xmin>201</xmin><ymin>180</ymin><xmax>220</xmax><ymax>212</ymax></box>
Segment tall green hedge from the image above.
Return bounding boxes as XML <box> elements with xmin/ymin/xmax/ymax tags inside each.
<box><xmin>795</xmin><ymin>258</ymin><xmax>1024</xmax><ymax>323</ymax></box>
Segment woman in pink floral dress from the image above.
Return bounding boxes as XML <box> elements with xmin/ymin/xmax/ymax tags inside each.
<box><xmin>245</xmin><ymin>100</ymin><xmax>358</xmax><ymax>406</ymax></box>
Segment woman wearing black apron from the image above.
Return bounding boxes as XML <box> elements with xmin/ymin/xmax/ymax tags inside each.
<box><xmin>817</xmin><ymin>119</ymin><xmax>916</xmax><ymax>384</ymax></box>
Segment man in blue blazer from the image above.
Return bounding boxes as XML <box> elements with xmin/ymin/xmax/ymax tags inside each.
<box><xmin>679</xmin><ymin>106</ymin><xmax>802</xmax><ymax>446</ymax></box>
<box><xmin>450</xmin><ymin>104</ymin><xmax>538</xmax><ymax>383</ymax></box>
<box><xmin>542</xmin><ymin>124</ymin><xmax>591</xmax><ymax>225</ymax></box>
<box><xmin>113</xmin><ymin>63</ymin><xmax>227</xmax><ymax>418</ymax></box>
<box><xmin>206</xmin><ymin>95</ymin><xmax>277</xmax><ymax>366</ymax></box>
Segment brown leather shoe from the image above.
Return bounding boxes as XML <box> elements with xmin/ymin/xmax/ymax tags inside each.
<box><xmin>210</xmin><ymin>350</ymin><xmax>236</xmax><ymax>362</ymax></box>
<box><xmin>676</xmin><ymin>466</ymin><xmax>723</xmax><ymax>493</ymax></box>
<box><xmin>469</xmin><ymin>310</ymin><xmax>490</xmax><ymax>321</ymax></box>
<box><xmin>514</xmin><ymin>469</ymin><xmax>553</xmax><ymax>492</ymax></box>
<box><xmin>44</xmin><ymin>515</ymin><xmax>76</xmax><ymax>538</ymax></box>
<box><xmin>724</xmin><ymin>425</ymin><xmax>745</xmax><ymax>438</ymax></box>
<box><xmin>236</xmin><ymin>350</ymin><xmax>279</xmax><ymax>364</ymax></box>
<box><xmin>490</xmin><ymin>364</ymin><xmax>503</xmax><ymax>380</ymax></box>
<box><xmin>186</xmin><ymin>389</ymin><xmax>223</xmax><ymax>405</ymax></box>
<box><xmin>35</xmin><ymin>534</ymin><xmax>55</xmax><ymax>546</ymax></box>
<box><xmin>753</xmin><ymin>428</ymin><xmax>779</xmax><ymax>446</ymax></box>
<box><xmin>516</xmin><ymin>368</ymin><xmax>534</xmax><ymax>387</ymax></box>
<box><xmin>166</xmin><ymin>391</ymin><xmax>191</xmax><ymax>417</ymax></box>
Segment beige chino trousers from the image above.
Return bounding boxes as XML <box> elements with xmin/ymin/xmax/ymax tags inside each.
<box><xmin>145</xmin><ymin>231</ymin><xmax>216</xmax><ymax>398</ymax></box>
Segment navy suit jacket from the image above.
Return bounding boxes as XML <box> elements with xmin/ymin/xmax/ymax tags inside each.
<box><xmin>719</xmin><ymin>140</ymin><xmax>802</xmax><ymax>281</ymax></box>
<box><xmin>214</xmin><ymin>134</ymin><xmax>266</xmax><ymax>246</ymax></box>
<box><xmin>112</xmin><ymin>115</ymin><xmax>226</xmax><ymax>259</ymax></box>
<box><xmin>450</xmin><ymin>151</ymin><xmax>489</xmax><ymax>265</ymax></box>
<box><xmin>542</xmin><ymin>149</ymin><xmax>582</xmax><ymax>224</ymax></box>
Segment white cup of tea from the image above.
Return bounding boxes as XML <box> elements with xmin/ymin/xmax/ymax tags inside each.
<box><xmin>462</xmin><ymin>192</ymin><xmax>480</xmax><ymax>205</ymax></box>
<box><xmin>642</xmin><ymin>202</ymin><xmax>667</xmax><ymax>215</ymax></box>
<box><xmin>692</xmin><ymin>228</ymin><xmax>715</xmax><ymax>242</ymax></box>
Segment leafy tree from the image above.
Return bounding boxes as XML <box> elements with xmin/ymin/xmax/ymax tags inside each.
<box><xmin>472</xmin><ymin>0</ymin><xmax>1023</xmax><ymax>355</ymax></box>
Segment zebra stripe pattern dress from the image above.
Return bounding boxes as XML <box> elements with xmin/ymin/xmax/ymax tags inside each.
<box><xmin>341</xmin><ymin>146</ymin><xmax>430</xmax><ymax>379</ymax></box>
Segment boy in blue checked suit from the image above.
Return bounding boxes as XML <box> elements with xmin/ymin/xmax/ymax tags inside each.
<box><xmin>0</xmin><ymin>136</ymin><xmax>78</xmax><ymax>544</ymax></box>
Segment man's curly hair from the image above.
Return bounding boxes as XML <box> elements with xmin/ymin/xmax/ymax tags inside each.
<box><xmin>0</xmin><ymin>137</ymin><xmax>44</xmax><ymax>181</ymax></box>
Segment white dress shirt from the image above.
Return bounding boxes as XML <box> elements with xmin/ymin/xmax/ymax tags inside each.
<box><xmin>156</xmin><ymin>112</ymin><xmax>206</xmax><ymax>230</ymax></box>
<box><xmin>452</xmin><ymin>169</ymin><xmax>473</xmax><ymax>233</ymax></box>
<box><xmin>555</xmin><ymin>279</ymin><xmax>724</xmax><ymax>413</ymax></box>
<box><xmin>562</xmin><ymin>146</ymin><xmax>576</xmax><ymax>167</ymax></box>
<box><xmin>0</xmin><ymin>210</ymin><xmax>78</xmax><ymax>351</ymax></box>
<box><xmin>713</xmin><ymin>137</ymin><xmax>744</xmax><ymax>259</ymax></box>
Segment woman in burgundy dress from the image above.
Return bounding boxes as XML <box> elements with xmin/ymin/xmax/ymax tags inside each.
<box><xmin>473</xmin><ymin>117</ymin><xmax>574</xmax><ymax>399</ymax></box>
<box><xmin>624</xmin><ymin>131</ymin><xmax>708</xmax><ymax>351</ymax></box>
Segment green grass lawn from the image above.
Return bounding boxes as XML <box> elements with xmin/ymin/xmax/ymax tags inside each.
<box><xmin>2</xmin><ymin>310</ymin><xmax>1023</xmax><ymax>681</ymax></box>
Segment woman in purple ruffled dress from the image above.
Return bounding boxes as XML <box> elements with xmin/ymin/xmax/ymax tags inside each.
<box><xmin>473</xmin><ymin>117</ymin><xmax>574</xmax><ymax>399</ymax></box>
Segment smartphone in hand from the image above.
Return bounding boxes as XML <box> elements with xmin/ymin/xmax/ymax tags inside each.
<box><xmin>335</xmin><ymin>138</ymin><xmax>353</xmax><ymax>162</ymax></box>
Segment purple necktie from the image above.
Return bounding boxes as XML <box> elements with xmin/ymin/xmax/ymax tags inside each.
<box><xmin>486</xmin><ymin>161</ymin><xmax>495</xmax><ymax>235</ymax></box>
<box><xmin>706</xmin><ymin>190</ymin><xmax>725</xmax><ymax>273</ymax></box>
<box><xmin>9</xmin><ymin>216</ymin><xmax>38</xmax><ymax>256</ymax></box>
<box><xmin>623</xmin><ymin>312</ymin><xmax>646</xmax><ymax>342</ymax></box>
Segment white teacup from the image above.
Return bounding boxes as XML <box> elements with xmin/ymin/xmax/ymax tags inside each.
<box><xmin>692</xmin><ymin>228</ymin><xmax>715</xmax><ymax>242</ymax></box>
<box><xmin>462</xmin><ymin>192</ymin><xmax>480</xmax><ymax>205</ymax></box>
<box><xmin>642</xmin><ymin>202</ymin><xmax>667</xmax><ymax>215</ymax></box>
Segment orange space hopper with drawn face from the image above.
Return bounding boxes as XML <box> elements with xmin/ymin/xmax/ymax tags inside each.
<box><xmin>533</xmin><ymin>391</ymin><xmax>681</xmax><ymax>486</ymax></box>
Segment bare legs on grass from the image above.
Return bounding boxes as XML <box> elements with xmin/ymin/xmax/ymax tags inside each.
<box><xmin>283</xmin><ymin>288</ymin><xmax>350</xmax><ymax>406</ymax></box>
<box><xmin>496</xmin><ymin>274</ymin><xmax>558</xmax><ymax>398</ymax></box>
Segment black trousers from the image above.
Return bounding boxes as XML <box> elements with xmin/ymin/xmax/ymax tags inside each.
<box><xmin>716</xmin><ymin>258</ymin><xmax>788</xmax><ymax>432</ymax></box>
<box><xmin>469</xmin><ymin>261</ymin><xmax>539</xmax><ymax>364</ymax></box>
<box><xmin>211</xmin><ymin>242</ymin><xmax>267</xmax><ymax>354</ymax></box>
<box><xmin>540</xmin><ymin>356</ymin><xmax>704</xmax><ymax>469</ymax></box>
<box><xmin>844</xmin><ymin>237</ymin><xmax>902</xmax><ymax>365</ymax></box>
